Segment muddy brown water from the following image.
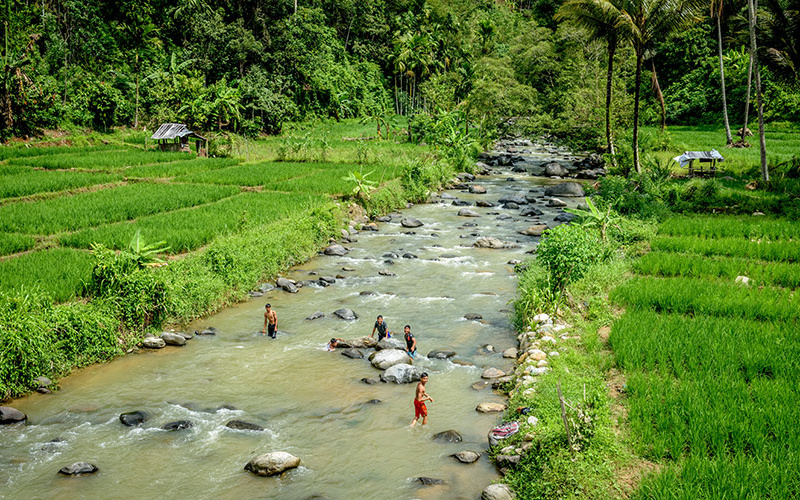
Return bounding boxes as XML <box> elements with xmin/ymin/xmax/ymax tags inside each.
<box><xmin>1</xmin><ymin>150</ymin><xmax>583</xmax><ymax>500</ymax></box>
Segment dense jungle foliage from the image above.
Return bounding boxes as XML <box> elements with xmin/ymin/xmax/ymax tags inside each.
<box><xmin>2</xmin><ymin>0</ymin><xmax>798</xmax><ymax>147</ymax></box>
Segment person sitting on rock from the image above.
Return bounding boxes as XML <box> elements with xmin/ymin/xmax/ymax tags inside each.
<box><xmin>403</xmin><ymin>325</ymin><xmax>417</xmax><ymax>358</ymax></box>
<box><xmin>370</xmin><ymin>315</ymin><xmax>389</xmax><ymax>341</ymax></box>
<box><xmin>326</xmin><ymin>338</ymin><xmax>346</xmax><ymax>351</ymax></box>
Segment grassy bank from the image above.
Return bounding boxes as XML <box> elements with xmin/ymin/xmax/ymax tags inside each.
<box><xmin>0</xmin><ymin>120</ymin><xmax>457</xmax><ymax>400</ymax></box>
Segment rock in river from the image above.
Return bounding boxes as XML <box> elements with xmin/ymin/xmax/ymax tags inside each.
<box><xmin>226</xmin><ymin>420</ymin><xmax>264</xmax><ymax>431</ymax></box>
<box><xmin>0</xmin><ymin>406</ymin><xmax>27</xmax><ymax>425</ymax></box>
<box><xmin>380</xmin><ymin>363</ymin><xmax>421</xmax><ymax>383</ymax></box>
<box><xmin>142</xmin><ymin>337</ymin><xmax>166</xmax><ymax>349</ymax></box>
<box><xmin>245</xmin><ymin>452</ymin><xmax>301</xmax><ymax>476</ymax></box>
<box><xmin>476</xmin><ymin>402</ymin><xmax>507</xmax><ymax>413</ymax></box>
<box><xmin>195</xmin><ymin>327</ymin><xmax>217</xmax><ymax>335</ymax></box>
<box><xmin>452</xmin><ymin>451</ymin><xmax>481</xmax><ymax>464</ymax></box>
<box><xmin>162</xmin><ymin>420</ymin><xmax>193</xmax><ymax>431</ymax></box>
<box><xmin>474</xmin><ymin>237</ymin><xmax>518</xmax><ymax>249</ymax></box>
<box><xmin>464</xmin><ymin>313</ymin><xmax>483</xmax><ymax>320</ymax></box>
<box><xmin>476</xmin><ymin>200</ymin><xmax>495</xmax><ymax>207</ymax></box>
<box><xmin>469</xmin><ymin>185</ymin><xmax>487</xmax><ymax>194</ymax></box>
<box><xmin>376</xmin><ymin>337</ymin><xmax>406</xmax><ymax>350</ymax></box>
<box><xmin>58</xmin><ymin>462</ymin><xmax>98</xmax><ymax>476</ymax></box>
<box><xmin>305</xmin><ymin>311</ymin><xmax>325</xmax><ymax>321</ymax></box>
<box><xmin>370</xmin><ymin>349</ymin><xmax>412</xmax><ymax>370</ymax></box>
<box><xmin>323</xmin><ymin>244</ymin><xmax>348</xmax><ymax>256</ymax></box>
<box><xmin>401</xmin><ymin>217</ymin><xmax>424</xmax><ymax>228</ymax></box>
<box><xmin>341</xmin><ymin>348</ymin><xmax>364</xmax><ymax>359</ymax></box>
<box><xmin>161</xmin><ymin>332</ymin><xmax>186</xmax><ymax>346</ymax></box>
<box><xmin>333</xmin><ymin>308</ymin><xmax>358</xmax><ymax>320</ymax></box>
<box><xmin>544</xmin><ymin>182</ymin><xmax>585</xmax><ymax>197</ymax></box>
<box><xmin>481</xmin><ymin>368</ymin><xmax>506</xmax><ymax>379</ymax></box>
<box><xmin>458</xmin><ymin>208</ymin><xmax>480</xmax><ymax>217</ymax></box>
<box><xmin>543</xmin><ymin>162</ymin><xmax>569</xmax><ymax>177</ymax></box>
<box><xmin>432</xmin><ymin>430</ymin><xmax>463</xmax><ymax>443</ymax></box>
<box><xmin>427</xmin><ymin>349</ymin><xmax>456</xmax><ymax>359</ymax></box>
<box><xmin>119</xmin><ymin>411</ymin><xmax>148</xmax><ymax>426</ymax></box>
<box><xmin>418</xmin><ymin>477</ymin><xmax>447</xmax><ymax>485</ymax></box>
<box><xmin>518</xmin><ymin>225</ymin><xmax>548</xmax><ymax>237</ymax></box>
<box><xmin>276</xmin><ymin>277</ymin><xmax>298</xmax><ymax>293</ymax></box>
<box><xmin>482</xmin><ymin>483</ymin><xmax>515</xmax><ymax>500</ymax></box>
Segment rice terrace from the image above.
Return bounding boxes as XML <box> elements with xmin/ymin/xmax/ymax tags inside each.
<box><xmin>1</xmin><ymin>0</ymin><xmax>800</xmax><ymax>499</ymax></box>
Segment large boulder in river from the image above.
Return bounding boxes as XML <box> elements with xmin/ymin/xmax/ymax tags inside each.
<box><xmin>347</xmin><ymin>336</ymin><xmax>378</xmax><ymax>349</ymax></box>
<box><xmin>544</xmin><ymin>182</ymin><xmax>585</xmax><ymax>197</ymax></box>
<box><xmin>333</xmin><ymin>308</ymin><xmax>358</xmax><ymax>320</ymax></box>
<box><xmin>142</xmin><ymin>337</ymin><xmax>166</xmax><ymax>349</ymax></box>
<box><xmin>0</xmin><ymin>406</ymin><xmax>27</xmax><ymax>425</ymax></box>
<box><xmin>543</xmin><ymin>162</ymin><xmax>569</xmax><ymax>177</ymax></box>
<box><xmin>482</xmin><ymin>484</ymin><xmax>515</xmax><ymax>500</ymax></box>
<box><xmin>119</xmin><ymin>410</ymin><xmax>148</xmax><ymax>426</ymax></box>
<box><xmin>370</xmin><ymin>349</ymin><xmax>412</xmax><ymax>370</ymax></box>
<box><xmin>474</xmin><ymin>237</ymin><xmax>518</xmax><ymax>249</ymax></box>
<box><xmin>458</xmin><ymin>208</ymin><xmax>480</xmax><ymax>217</ymax></box>
<box><xmin>161</xmin><ymin>332</ymin><xmax>186</xmax><ymax>346</ymax></box>
<box><xmin>323</xmin><ymin>244</ymin><xmax>348</xmax><ymax>256</ymax></box>
<box><xmin>276</xmin><ymin>277</ymin><xmax>298</xmax><ymax>293</ymax></box>
<box><xmin>244</xmin><ymin>452</ymin><xmax>301</xmax><ymax>476</ymax></box>
<box><xmin>518</xmin><ymin>225</ymin><xmax>548</xmax><ymax>237</ymax></box>
<box><xmin>401</xmin><ymin>217</ymin><xmax>424</xmax><ymax>228</ymax></box>
<box><xmin>376</xmin><ymin>338</ymin><xmax>406</xmax><ymax>351</ymax></box>
<box><xmin>58</xmin><ymin>462</ymin><xmax>98</xmax><ymax>476</ymax></box>
<box><xmin>380</xmin><ymin>363</ymin><xmax>421</xmax><ymax>383</ymax></box>
<box><xmin>469</xmin><ymin>185</ymin><xmax>487</xmax><ymax>194</ymax></box>
<box><xmin>341</xmin><ymin>348</ymin><xmax>363</xmax><ymax>359</ymax></box>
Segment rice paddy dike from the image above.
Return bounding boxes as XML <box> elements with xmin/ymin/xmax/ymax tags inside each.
<box><xmin>0</xmin><ymin>136</ymin><xmax>593</xmax><ymax>499</ymax></box>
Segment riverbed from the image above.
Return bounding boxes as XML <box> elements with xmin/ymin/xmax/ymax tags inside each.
<box><xmin>1</xmin><ymin>142</ymin><xmax>584</xmax><ymax>499</ymax></box>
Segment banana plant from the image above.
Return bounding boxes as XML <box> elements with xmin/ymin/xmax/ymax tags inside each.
<box><xmin>343</xmin><ymin>169</ymin><xmax>377</xmax><ymax>200</ymax></box>
<box><xmin>564</xmin><ymin>197</ymin><xmax>620</xmax><ymax>241</ymax></box>
<box><xmin>127</xmin><ymin>230</ymin><xmax>170</xmax><ymax>267</ymax></box>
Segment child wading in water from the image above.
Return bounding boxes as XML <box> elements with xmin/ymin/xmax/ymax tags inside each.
<box><xmin>411</xmin><ymin>373</ymin><xmax>433</xmax><ymax>426</ymax></box>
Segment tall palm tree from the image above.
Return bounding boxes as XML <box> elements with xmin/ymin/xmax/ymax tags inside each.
<box><xmin>556</xmin><ymin>0</ymin><xmax>627</xmax><ymax>164</ymax></box>
<box><xmin>711</xmin><ymin>0</ymin><xmax>734</xmax><ymax>144</ymax></box>
<box><xmin>619</xmin><ymin>0</ymin><xmax>703</xmax><ymax>173</ymax></box>
<box><xmin>747</xmin><ymin>0</ymin><xmax>769</xmax><ymax>180</ymax></box>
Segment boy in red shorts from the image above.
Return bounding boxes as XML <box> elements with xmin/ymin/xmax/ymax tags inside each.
<box><xmin>411</xmin><ymin>373</ymin><xmax>433</xmax><ymax>426</ymax></box>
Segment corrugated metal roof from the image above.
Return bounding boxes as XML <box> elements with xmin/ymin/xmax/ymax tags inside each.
<box><xmin>672</xmin><ymin>149</ymin><xmax>725</xmax><ymax>167</ymax></box>
<box><xmin>151</xmin><ymin>123</ymin><xmax>206</xmax><ymax>141</ymax></box>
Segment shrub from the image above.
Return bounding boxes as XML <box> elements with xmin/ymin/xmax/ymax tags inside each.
<box><xmin>536</xmin><ymin>224</ymin><xmax>602</xmax><ymax>291</ymax></box>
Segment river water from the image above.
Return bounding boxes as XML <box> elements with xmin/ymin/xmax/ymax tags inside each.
<box><xmin>1</xmin><ymin>144</ymin><xmax>582</xmax><ymax>500</ymax></box>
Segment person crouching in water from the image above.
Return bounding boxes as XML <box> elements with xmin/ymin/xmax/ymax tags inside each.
<box><xmin>403</xmin><ymin>325</ymin><xmax>416</xmax><ymax>359</ymax></box>
<box><xmin>411</xmin><ymin>372</ymin><xmax>433</xmax><ymax>426</ymax></box>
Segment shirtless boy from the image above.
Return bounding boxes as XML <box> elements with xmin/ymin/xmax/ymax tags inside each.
<box><xmin>411</xmin><ymin>373</ymin><xmax>433</xmax><ymax>426</ymax></box>
<box><xmin>262</xmin><ymin>304</ymin><xmax>278</xmax><ymax>338</ymax></box>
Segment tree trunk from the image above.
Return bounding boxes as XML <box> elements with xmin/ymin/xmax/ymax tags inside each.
<box><xmin>605</xmin><ymin>40</ymin><xmax>617</xmax><ymax>165</ymax></box>
<box><xmin>651</xmin><ymin>59</ymin><xmax>666</xmax><ymax>132</ymax></box>
<box><xmin>134</xmin><ymin>50</ymin><xmax>140</xmax><ymax>129</ymax></box>
<box><xmin>748</xmin><ymin>0</ymin><xmax>768</xmax><ymax>181</ymax></box>
<box><xmin>717</xmin><ymin>14</ymin><xmax>733</xmax><ymax>145</ymax></box>
<box><xmin>741</xmin><ymin>15</ymin><xmax>754</xmax><ymax>140</ymax></box>
<box><xmin>632</xmin><ymin>51</ymin><xmax>643</xmax><ymax>174</ymax></box>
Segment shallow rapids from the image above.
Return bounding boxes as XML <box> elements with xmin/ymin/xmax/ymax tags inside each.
<box><xmin>1</xmin><ymin>145</ymin><xmax>583</xmax><ymax>499</ymax></box>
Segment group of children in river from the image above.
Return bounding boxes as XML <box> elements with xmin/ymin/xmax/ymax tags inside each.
<box><xmin>262</xmin><ymin>305</ymin><xmax>433</xmax><ymax>425</ymax></box>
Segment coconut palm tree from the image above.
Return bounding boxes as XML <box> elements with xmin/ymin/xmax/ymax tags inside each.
<box><xmin>556</xmin><ymin>0</ymin><xmax>628</xmax><ymax>164</ymax></box>
<box><xmin>711</xmin><ymin>0</ymin><xmax>734</xmax><ymax>145</ymax></box>
<box><xmin>619</xmin><ymin>0</ymin><xmax>703</xmax><ymax>173</ymax></box>
<box><xmin>747</xmin><ymin>0</ymin><xmax>769</xmax><ymax>180</ymax></box>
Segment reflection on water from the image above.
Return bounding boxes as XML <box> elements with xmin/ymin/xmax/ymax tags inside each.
<box><xmin>1</xmin><ymin>160</ymin><xmax>581</xmax><ymax>499</ymax></box>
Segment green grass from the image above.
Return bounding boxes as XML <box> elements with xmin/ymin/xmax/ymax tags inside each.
<box><xmin>642</xmin><ymin>123</ymin><xmax>800</xmax><ymax>175</ymax></box>
<box><xmin>60</xmin><ymin>192</ymin><xmax>325</xmax><ymax>253</ymax></box>
<box><xmin>0</xmin><ymin>182</ymin><xmax>239</xmax><ymax>234</ymax></box>
<box><xmin>0</xmin><ymin>167</ymin><xmax>122</xmax><ymax>199</ymax></box>
<box><xmin>612</xmin><ymin>276</ymin><xmax>800</xmax><ymax>321</ymax></box>
<box><xmin>0</xmin><ymin>248</ymin><xmax>95</xmax><ymax>302</ymax></box>
<box><xmin>8</xmin><ymin>150</ymin><xmax>186</xmax><ymax>170</ymax></box>
<box><xmin>633</xmin><ymin>251</ymin><xmax>800</xmax><ymax>288</ymax></box>
<box><xmin>176</xmin><ymin>161</ymin><xmax>324</xmax><ymax>185</ymax></box>
<box><xmin>658</xmin><ymin>215</ymin><xmax>800</xmax><ymax>240</ymax></box>
<box><xmin>651</xmin><ymin>234</ymin><xmax>800</xmax><ymax>263</ymax></box>
<box><xmin>0</xmin><ymin>144</ymin><xmax>120</xmax><ymax>161</ymax></box>
<box><xmin>0</xmin><ymin>233</ymin><xmax>37</xmax><ymax>256</ymax></box>
<box><xmin>123</xmin><ymin>157</ymin><xmax>239</xmax><ymax>178</ymax></box>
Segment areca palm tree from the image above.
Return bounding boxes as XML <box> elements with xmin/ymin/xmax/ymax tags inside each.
<box><xmin>711</xmin><ymin>0</ymin><xmax>734</xmax><ymax>145</ymax></box>
<box><xmin>747</xmin><ymin>0</ymin><xmax>769</xmax><ymax>180</ymax></box>
<box><xmin>556</xmin><ymin>0</ymin><xmax>628</xmax><ymax>164</ymax></box>
<box><xmin>619</xmin><ymin>0</ymin><xmax>703</xmax><ymax>173</ymax></box>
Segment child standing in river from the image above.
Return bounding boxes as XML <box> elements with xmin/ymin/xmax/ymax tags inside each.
<box><xmin>411</xmin><ymin>373</ymin><xmax>433</xmax><ymax>426</ymax></box>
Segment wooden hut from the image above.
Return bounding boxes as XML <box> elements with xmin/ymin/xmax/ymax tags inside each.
<box><xmin>151</xmin><ymin>123</ymin><xmax>208</xmax><ymax>156</ymax></box>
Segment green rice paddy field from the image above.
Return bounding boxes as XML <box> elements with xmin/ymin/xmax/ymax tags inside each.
<box><xmin>611</xmin><ymin>214</ymin><xmax>800</xmax><ymax>498</ymax></box>
<box><xmin>0</xmin><ymin>131</ymin><xmax>412</xmax><ymax>302</ymax></box>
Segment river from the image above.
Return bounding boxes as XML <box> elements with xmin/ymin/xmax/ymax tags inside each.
<box><xmin>1</xmin><ymin>141</ymin><xmax>583</xmax><ymax>499</ymax></box>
